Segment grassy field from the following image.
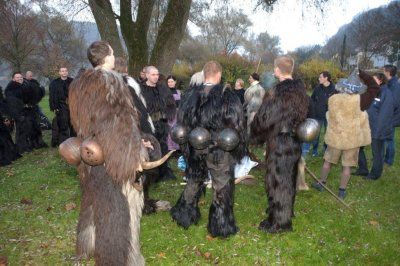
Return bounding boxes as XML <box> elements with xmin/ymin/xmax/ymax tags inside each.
<box><xmin>1</xmin><ymin>97</ymin><xmax>399</xmax><ymax>265</ymax></box>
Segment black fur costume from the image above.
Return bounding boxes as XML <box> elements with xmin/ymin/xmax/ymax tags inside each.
<box><xmin>5</xmin><ymin>80</ymin><xmax>47</xmax><ymax>153</ymax></box>
<box><xmin>251</xmin><ymin>78</ymin><xmax>308</xmax><ymax>233</ymax></box>
<box><xmin>49</xmin><ymin>77</ymin><xmax>74</xmax><ymax>146</ymax></box>
<box><xmin>170</xmin><ymin>83</ymin><xmax>245</xmax><ymax>237</ymax></box>
<box><xmin>141</xmin><ymin>83</ymin><xmax>176</xmax><ymax>181</ymax></box>
<box><xmin>0</xmin><ymin>88</ymin><xmax>21</xmax><ymax>166</ymax></box>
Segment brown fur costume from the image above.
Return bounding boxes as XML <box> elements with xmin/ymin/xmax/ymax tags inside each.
<box><xmin>251</xmin><ymin>78</ymin><xmax>309</xmax><ymax>233</ymax></box>
<box><xmin>325</xmin><ymin>94</ymin><xmax>371</xmax><ymax>150</ymax></box>
<box><xmin>69</xmin><ymin>69</ymin><xmax>145</xmax><ymax>265</ymax></box>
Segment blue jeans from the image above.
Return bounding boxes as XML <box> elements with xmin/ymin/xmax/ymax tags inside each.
<box><xmin>302</xmin><ymin>142</ymin><xmax>311</xmax><ymax>157</ymax></box>
<box><xmin>384</xmin><ymin>128</ymin><xmax>395</xmax><ymax>165</ymax></box>
<box><xmin>311</xmin><ymin>119</ymin><xmax>327</xmax><ymax>155</ymax></box>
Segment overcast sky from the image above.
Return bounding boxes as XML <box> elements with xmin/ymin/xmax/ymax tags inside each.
<box><xmin>65</xmin><ymin>0</ymin><xmax>393</xmax><ymax>53</ymax></box>
<box><xmin>188</xmin><ymin>0</ymin><xmax>393</xmax><ymax>52</ymax></box>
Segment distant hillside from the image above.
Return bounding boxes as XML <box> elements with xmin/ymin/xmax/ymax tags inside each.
<box><xmin>72</xmin><ymin>21</ymin><xmax>101</xmax><ymax>46</ymax></box>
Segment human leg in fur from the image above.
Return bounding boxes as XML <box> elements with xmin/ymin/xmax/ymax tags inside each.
<box><xmin>170</xmin><ymin>153</ymin><xmax>207</xmax><ymax>229</ymax></box>
<box><xmin>259</xmin><ymin>134</ymin><xmax>301</xmax><ymax>233</ymax></box>
<box><xmin>206</xmin><ymin>150</ymin><xmax>238</xmax><ymax>237</ymax></box>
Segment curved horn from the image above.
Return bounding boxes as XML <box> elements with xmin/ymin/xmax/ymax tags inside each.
<box><xmin>141</xmin><ymin>150</ymin><xmax>176</xmax><ymax>170</ymax></box>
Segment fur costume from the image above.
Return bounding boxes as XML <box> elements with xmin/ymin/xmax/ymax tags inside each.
<box><xmin>251</xmin><ymin>79</ymin><xmax>309</xmax><ymax>233</ymax></box>
<box><xmin>49</xmin><ymin>77</ymin><xmax>74</xmax><ymax>146</ymax></box>
<box><xmin>325</xmin><ymin>94</ymin><xmax>371</xmax><ymax>150</ymax></box>
<box><xmin>141</xmin><ymin>83</ymin><xmax>176</xmax><ymax>180</ymax></box>
<box><xmin>5</xmin><ymin>80</ymin><xmax>47</xmax><ymax>153</ymax></box>
<box><xmin>69</xmin><ymin>69</ymin><xmax>145</xmax><ymax>265</ymax></box>
<box><xmin>124</xmin><ymin>75</ymin><xmax>166</xmax><ymax>214</ymax></box>
<box><xmin>170</xmin><ymin>83</ymin><xmax>246</xmax><ymax>238</ymax></box>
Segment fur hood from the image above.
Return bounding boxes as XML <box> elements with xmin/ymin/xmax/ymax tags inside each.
<box><xmin>324</xmin><ymin>93</ymin><xmax>371</xmax><ymax>150</ymax></box>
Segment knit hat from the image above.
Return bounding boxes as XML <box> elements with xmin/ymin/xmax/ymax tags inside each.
<box><xmin>335</xmin><ymin>68</ymin><xmax>367</xmax><ymax>94</ymax></box>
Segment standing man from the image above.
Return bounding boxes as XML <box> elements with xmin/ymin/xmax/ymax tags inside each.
<box><xmin>170</xmin><ymin>61</ymin><xmax>246</xmax><ymax>237</ymax></box>
<box><xmin>141</xmin><ymin>66</ymin><xmax>177</xmax><ymax>181</ymax></box>
<box><xmin>49</xmin><ymin>67</ymin><xmax>74</xmax><ymax>146</ymax></box>
<box><xmin>309</xmin><ymin>71</ymin><xmax>336</xmax><ymax>156</ymax></box>
<box><xmin>383</xmin><ymin>65</ymin><xmax>400</xmax><ymax>166</ymax></box>
<box><xmin>5</xmin><ymin>72</ymin><xmax>47</xmax><ymax>152</ymax></box>
<box><xmin>25</xmin><ymin>71</ymin><xmax>51</xmax><ymax>130</ymax></box>
<box><xmin>251</xmin><ymin>56</ymin><xmax>309</xmax><ymax>233</ymax></box>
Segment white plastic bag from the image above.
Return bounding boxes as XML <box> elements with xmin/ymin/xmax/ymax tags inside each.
<box><xmin>234</xmin><ymin>156</ymin><xmax>258</xmax><ymax>178</ymax></box>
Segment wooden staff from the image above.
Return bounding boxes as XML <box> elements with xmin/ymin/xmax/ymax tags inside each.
<box><xmin>305</xmin><ymin>166</ymin><xmax>351</xmax><ymax>209</ymax></box>
<box><xmin>256</xmin><ymin>58</ymin><xmax>261</xmax><ymax>73</ymax></box>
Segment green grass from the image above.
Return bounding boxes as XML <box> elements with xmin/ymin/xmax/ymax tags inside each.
<box><xmin>1</xmin><ymin>97</ymin><xmax>400</xmax><ymax>265</ymax></box>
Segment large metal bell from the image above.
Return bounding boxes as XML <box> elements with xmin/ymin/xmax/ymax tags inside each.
<box><xmin>59</xmin><ymin>137</ymin><xmax>82</xmax><ymax>166</ymax></box>
<box><xmin>217</xmin><ymin>128</ymin><xmax>240</xmax><ymax>151</ymax></box>
<box><xmin>170</xmin><ymin>124</ymin><xmax>188</xmax><ymax>144</ymax></box>
<box><xmin>80</xmin><ymin>139</ymin><xmax>105</xmax><ymax>166</ymax></box>
<box><xmin>296</xmin><ymin>118</ymin><xmax>321</xmax><ymax>142</ymax></box>
<box><xmin>188</xmin><ymin>127</ymin><xmax>211</xmax><ymax>150</ymax></box>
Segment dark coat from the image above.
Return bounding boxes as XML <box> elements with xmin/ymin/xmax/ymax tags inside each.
<box><xmin>49</xmin><ymin>77</ymin><xmax>73</xmax><ymax>111</ymax></box>
<box><xmin>367</xmin><ymin>84</ymin><xmax>394</xmax><ymax>140</ymax></box>
<box><xmin>141</xmin><ymin>83</ymin><xmax>176</xmax><ymax>121</ymax></box>
<box><xmin>233</xmin><ymin>88</ymin><xmax>245</xmax><ymax>105</ymax></box>
<box><xmin>386</xmin><ymin>76</ymin><xmax>400</xmax><ymax>127</ymax></box>
<box><xmin>311</xmin><ymin>82</ymin><xmax>336</xmax><ymax>120</ymax></box>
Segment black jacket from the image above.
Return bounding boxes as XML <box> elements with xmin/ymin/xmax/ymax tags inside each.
<box><xmin>311</xmin><ymin>82</ymin><xmax>336</xmax><ymax>120</ymax></box>
<box><xmin>49</xmin><ymin>77</ymin><xmax>73</xmax><ymax>111</ymax></box>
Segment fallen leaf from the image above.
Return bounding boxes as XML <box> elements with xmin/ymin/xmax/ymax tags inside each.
<box><xmin>40</xmin><ymin>243</ymin><xmax>49</xmax><ymax>249</ymax></box>
<box><xmin>203</xmin><ymin>252</ymin><xmax>212</xmax><ymax>259</ymax></box>
<box><xmin>20</xmin><ymin>198</ymin><xmax>33</xmax><ymax>205</ymax></box>
<box><xmin>65</xmin><ymin>203</ymin><xmax>76</xmax><ymax>211</ymax></box>
<box><xmin>195</xmin><ymin>250</ymin><xmax>202</xmax><ymax>257</ymax></box>
<box><xmin>46</xmin><ymin>206</ymin><xmax>53</xmax><ymax>212</ymax></box>
<box><xmin>206</xmin><ymin>235</ymin><xmax>215</xmax><ymax>241</ymax></box>
<box><xmin>369</xmin><ymin>220</ymin><xmax>379</xmax><ymax>226</ymax></box>
<box><xmin>157</xmin><ymin>252</ymin><xmax>166</xmax><ymax>258</ymax></box>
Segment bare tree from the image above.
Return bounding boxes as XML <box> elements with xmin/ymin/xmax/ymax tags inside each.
<box><xmin>200</xmin><ymin>6</ymin><xmax>252</xmax><ymax>56</ymax></box>
<box><xmin>0</xmin><ymin>0</ymin><xmax>41</xmax><ymax>71</ymax></box>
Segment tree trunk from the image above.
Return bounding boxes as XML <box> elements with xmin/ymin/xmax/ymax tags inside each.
<box><xmin>120</xmin><ymin>0</ymin><xmax>155</xmax><ymax>75</ymax></box>
<box><xmin>88</xmin><ymin>0</ymin><xmax>124</xmax><ymax>57</ymax></box>
<box><xmin>149</xmin><ymin>0</ymin><xmax>192</xmax><ymax>74</ymax></box>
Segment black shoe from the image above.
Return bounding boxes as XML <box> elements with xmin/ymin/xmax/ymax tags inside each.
<box><xmin>352</xmin><ymin>170</ymin><xmax>369</xmax><ymax>176</ymax></box>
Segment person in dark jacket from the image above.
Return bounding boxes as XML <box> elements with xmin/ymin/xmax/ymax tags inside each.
<box><xmin>141</xmin><ymin>66</ymin><xmax>177</xmax><ymax>181</ymax></box>
<box><xmin>383</xmin><ymin>65</ymin><xmax>400</xmax><ymax>166</ymax></box>
<box><xmin>5</xmin><ymin>72</ymin><xmax>47</xmax><ymax>153</ymax></box>
<box><xmin>49</xmin><ymin>67</ymin><xmax>74</xmax><ymax>146</ymax></box>
<box><xmin>310</xmin><ymin>71</ymin><xmax>336</xmax><ymax>156</ymax></box>
<box><xmin>25</xmin><ymin>71</ymin><xmax>51</xmax><ymax>130</ymax></box>
<box><xmin>355</xmin><ymin>73</ymin><xmax>394</xmax><ymax>180</ymax></box>
<box><xmin>0</xmin><ymin>86</ymin><xmax>21</xmax><ymax>166</ymax></box>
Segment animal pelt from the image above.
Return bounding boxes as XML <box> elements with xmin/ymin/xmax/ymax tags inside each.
<box><xmin>171</xmin><ymin>83</ymin><xmax>245</xmax><ymax>237</ymax></box>
<box><xmin>69</xmin><ymin>69</ymin><xmax>145</xmax><ymax>265</ymax></box>
<box><xmin>69</xmin><ymin>69</ymin><xmax>142</xmax><ymax>184</ymax></box>
<box><xmin>251</xmin><ymin>78</ymin><xmax>308</xmax><ymax>233</ymax></box>
<box><xmin>325</xmin><ymin>94</ymin><xmax>371</xmax><ymax>150</ymax></box>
